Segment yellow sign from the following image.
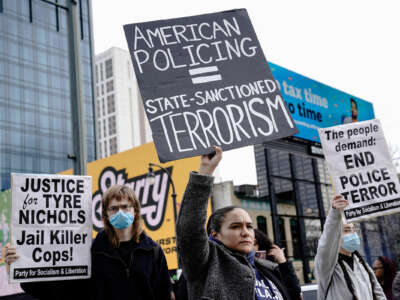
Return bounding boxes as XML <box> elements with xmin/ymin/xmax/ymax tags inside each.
<box><xmin>62</xmin><ymin>142</ymin><xmax>200</xmax><ymax>269</ymax></box>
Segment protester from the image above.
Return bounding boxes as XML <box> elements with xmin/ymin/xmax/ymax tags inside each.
<box><xmin>392</xmin><ymin>272</ymin><xmax>400</xmax><ymax>299</ymax></box>
<box><xmin>373</xmin><ymin>256</ymin><xmax>396</xmax><ymax>300</ymax></box>
<box><xmin>315</xmin><ymin>194</ymin><xmax>386</xmax><ymax>300</ymax></box>
<box><xmin>253</xmin><ymin>228</ymin><xmax>302</xmax><ymax>299</ymax></box>
<box><xmin>5</xmin><ymin>185</ymin><xmax>172</xmax><ymax>300</ymax></box>
<box><xmin>176</xmin><ymin>146</ymin><xmax>301</xmax><ymax>300</ymax></box>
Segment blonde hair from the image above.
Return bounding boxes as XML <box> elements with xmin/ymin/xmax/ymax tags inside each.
<box><xmin>101</xmin><ymin>185</ymin><xmax>143</xmax><ymax>247</ymax></box>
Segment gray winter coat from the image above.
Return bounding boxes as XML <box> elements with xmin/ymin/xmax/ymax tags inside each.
<box><xmin>315</xmin><ymin>208</ymin><xmax>386</xmax><ymax>300</ymax></box>
<box><xmin>176</xmin><ymin>172</ymin><xmax>299</xmax><ymax>300</ymax></box>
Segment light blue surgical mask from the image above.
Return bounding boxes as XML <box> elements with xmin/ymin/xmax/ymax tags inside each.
<box><xmin>109</xmin><ymin>211</ymin><xmax>134</xmax><ymax>229</ymax></box>
<box><xmin>342</xmin><ymin>232</ymin><xmax>361</xmax><ymax>252</ymax></box>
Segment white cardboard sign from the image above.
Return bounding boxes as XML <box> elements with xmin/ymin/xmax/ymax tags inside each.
<box><xmin>9</xmin><ymin>173</ymin><xmax>92</xmax><ymax>283</ymax></box>
<box><xmin>319</xmin><ymin>119</ymin><xmax>400</xmax><ymax>222</ymax></box>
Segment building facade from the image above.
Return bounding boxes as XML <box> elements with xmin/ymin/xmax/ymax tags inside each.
<box><xmin>0</xmin><ymin>0</ymin><xmax>96</xmax><ymax>190</ymax></box>
<box><xmin>94</xmin><ymin>47</ymin><xmax>152</xmax><ymax>159</ymax></box>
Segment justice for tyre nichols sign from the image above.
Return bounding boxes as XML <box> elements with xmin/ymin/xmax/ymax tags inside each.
<box><xmin>9</xmin><ymin>174</ymin><xmax>92</xmax><ymax>283</ymax></box>
<box><xmin>319</xmin><ymin>119</ymin><xmax>400</xmax><ymax>222</ymax></box>
<box><xmin>124</xmin><ymin>9</ymin><xmax>298</xmax><ymax>162</ymax></box>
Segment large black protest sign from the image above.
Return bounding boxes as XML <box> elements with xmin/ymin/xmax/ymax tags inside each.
<box><xmin>9</xmin><ymin>174</ymin><xmax>92</xmax><ymax>283</ymax></box>
<box><xmin>124</xmin><ymin>9</ymin><xmax>298</xmax><ymax>162</ymax></box>
<box><xmin>319</xmin><ymin>119</ymin><xmax>400</xmax><ymax>222</ymax></box>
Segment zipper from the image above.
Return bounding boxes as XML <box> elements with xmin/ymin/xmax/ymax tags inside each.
<box><xmin>93</xmin><ymin>246</ymin><xmax>153</xmax><ymax>279</ymax></box>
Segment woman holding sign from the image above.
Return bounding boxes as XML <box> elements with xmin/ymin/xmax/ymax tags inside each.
<box><xmin>5</xmin><ymin>185</ymin><xmax>172</xmax><ymax>300</ymax></box>
<box><xmin>315</xmin><ymin>195</ymin><xmax>386</xmax><ymax>300</ymax></box>
<box><xmin>176</xmin><ymin>146</ymin><xmax>301</xmax><ymax>300</ymax></box>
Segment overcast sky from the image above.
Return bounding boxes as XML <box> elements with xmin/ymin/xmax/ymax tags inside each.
<box><xmin>92</xmin><ymin>0</ymin><xmax>400</xmax><ymax>184</ymax></box>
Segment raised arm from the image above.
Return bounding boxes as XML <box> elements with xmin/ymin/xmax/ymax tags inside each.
<box><xmin>176</xmin><ymin>146</ymin><xmax>222</xmax><ymax>281</ymax></box>
<box><xmin>315</xmin><ymin>195</ymin><xmax>347</xmax><ymax>295</ymax></box>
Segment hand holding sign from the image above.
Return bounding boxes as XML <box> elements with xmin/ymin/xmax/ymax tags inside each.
<box><xmin>331</xmin><ymin>195</ymin><xmax>349</xmax><ymax>211</ymax></box>
<box><xmin>198</xmin><ymin>146</ymin><xmax>223</xmax><ymax>176</ymax></box>
<box><xmin>10</xmin><ymin>174</ymin><xmax>92</xmax><ymax>283</ymax></box>
<box><xmin>319</xmin><ymin>119</ymin><xmax>400</xmax><ymax>222</ymax></box>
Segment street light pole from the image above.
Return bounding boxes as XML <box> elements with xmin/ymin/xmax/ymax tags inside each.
<box><xmin>67</xmin><ymin>0</ymin><xmax>87</xmax><ymax>175</ymax></box>
<box><xmin>148</xmin><ymin>163</ymin><xmax>177</xmax><ymax>222</ymax></box>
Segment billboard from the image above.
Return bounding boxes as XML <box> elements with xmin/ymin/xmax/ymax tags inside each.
<box><xmin>269</xmin><ymin>62</ymin><xmax>375</xmax><ymax>143</ymax></box>
<box><xmin>61</xmin><ymin>142</ymin><xmax>201</xmax><ymax>269</ymax></box>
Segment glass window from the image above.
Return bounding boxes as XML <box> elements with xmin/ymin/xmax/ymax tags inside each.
<box><xmin>39</xmin><ymin>114</ymin><xmax>50</xmax><ymax>129</ymax></box>
<box><xmin>24</xmin><ymin>89</ymin><xmax>35</xmax><ymax>106</ymax></box>
<box><xmin>40</xmin><ymin>135</ymin><xmax>50</xmax><ymax>152</ymax></box>
<box><xmin>106</xmin><ymin>80</ymin><xmax>114</xmax><ymax>93</ymax></box>
<box><xmin>304</xmin><ymin>218</ymin><xmax>322</xmax><ymax>258</ymax></box>
<box><xmin>290</xmin><ymin>218</ymin><xmax>302</xmax><ymax>259</ymax></box>
<box><xmin>23</xmin><ymin>67</ymin><xmax>34</xmax><ymax>83</ymax></box>
<box><xmin>8</xmin><ymin>40</ymin><xmax>19</xmax><ymax>57</ymax></box>
<box><xmin>9</xmin><ymin>107</ymin><xmax>21</xmax><ymax>123</ymax></box>
<box><xmin>105</xmin><ymin>59</ymin><xmax>113</xmax><ymax>78</ymax></box>
<box><xmin>40</xmin><ymin>157</ymin><xmax>50</xmax><ymax>173</ymax></box>
<box><xmin>270</xmin><ymin>149</ymin><xmax>291</xmax><ymax>178</ymax></box>
<box><xmin>298</xmin><ymin>182</ymin><xmax>318</xmax><ymax>216</ymax></box>
<box><xmin>256</xmin><ymin>216</ymin><xmax>268</xmax><ymax>235</ymax></box>
<box><xmin>10</xmin><ymin>130</ymin><xmax>22</xmax><ymax>147</ymax></box>
<box><xmin>109</xmin><ymin>136</ymin><xmax>117</xmax><ymax>155</ymax></box>
<box><xmin>38</xmin><ymin>51</ymin><xmax>48</xmax><ymax>66</ymax></box>
<box><xmin>11</xmin><ymin>153</ymin><xmax>22</xmax><ymax>170</ymax></box>
<box><xmin>107</xmin><ymin>94</ymin><xmax>115</xmax><ymax>113</ymax></box>
<box><xmin>108</xmin><ymin>115</ymin><xmax>116</xmax><ymax>135</ymax></box>
<box><xmin>24</xmin><ymin>110</ymin><xmax>35</xmax><ymax>126</ymax></box>
<box><xmin>294</xmin><ymin>156</ymin><xmax>314</xmax><ymax>181</ymax></box>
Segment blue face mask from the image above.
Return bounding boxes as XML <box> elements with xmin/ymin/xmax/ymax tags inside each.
<box><xmin>342</xmin><ymin>232</ymin><xmax>361</xmax><ymax>252</ymax></box>
<box><xmin>109</xmin><ymin>211</ymin><xmax>134</xmax><ymax>229</ymax></box>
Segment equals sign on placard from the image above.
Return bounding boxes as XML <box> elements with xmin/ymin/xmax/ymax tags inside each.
<box><xmin>189</xmin><ymin>66</ymin><xmax>222</xmax><ymax>84</ymax></box>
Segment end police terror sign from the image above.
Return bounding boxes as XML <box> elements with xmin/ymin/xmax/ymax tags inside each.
<box><xmin>319</xmin><ymin>119</ymin><xmax>400</xmax><ymax>222</ymax></box>
<box><xmin>124</xmin><ymin>9</ymin><xmax>298</xmax><ymax>162</ymax></box>
<box><xmin>9</xmin><ymin>174</ymin><xmax>92</xmax><ymax>283</ymax></box>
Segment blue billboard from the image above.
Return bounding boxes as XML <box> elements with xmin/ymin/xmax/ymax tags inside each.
<box><xmin>269</xmin><ymin>62</ymin><xmax>375</xmax><ymax>143</ymax></box>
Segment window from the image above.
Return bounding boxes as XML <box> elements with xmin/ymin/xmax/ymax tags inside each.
<box><xmin>106</xmin><ymin>80</ymin><xmax>114</xmax><ymax>93</ymax></box>
<box><xmin>100</xmin><ymin>63</ymin><xmax>104</xmax><ymax>81</ymax></box>
<box><xmin>103</xmin><ymin>119</ymin><xmax>107</xmax><ymax>138</ymax></box>
<box><xmin>257</xmin><ymin>216</ymin><xmax>268</xmax><ymax>235</ymax></box>
<box><xmin>101</xmin><ymin>84</ymin><xmax>104</xmax><ymax>95</ymax></box>
<box><xmin>107</xmin><ymin>94</ymin><xmax>115</xmax><ymax>113</ymax></box>
<box><xmin>105</xmin><ymin>59</ymin><xmax>113</xmax><ymax>78</ymax></box>
<box><xmin>95</xmin><ymin>65</ymin><xmax>99</xmax><ymax>83</ymax></box>
<box><xmin>97</xmin><ymin>121</ymin><xmax>101</xmax><ymax>139</ymax></box>
<box><xmin>102</xmin><ymin>98</ymin><xmax>105</xmax><ymax>116</ymax></box>
<box><xmin>109</xmin><ymin>137</ymin><xmax>117</xmax><ymax>155</ymax></box>
<box><xmin>108</xmin><ymin>115</ymin><xmax>116</xmax><ymax>135</ymax></box>
<box><xmin>96</xmin><ymin>100</ymin><xmax>101</xmax><ymax>118</ymax></box>
<box><xmin>103</xmin><ymin>140</ymin><xmax>107</xmax><ymax>157</ymax></box>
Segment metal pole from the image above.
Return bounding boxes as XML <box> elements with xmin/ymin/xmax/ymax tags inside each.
<box><xmin>264</xmin><ymin>148</ymin><xmax>281</xmax><ymax>244</ymax></box>
<box><xmin>67</xmin><ymin>0</ymin><xmax>87</xmax><ymax>175</ymax></box>
<box><xmin>149</xmin><ymin>163</ymin><xmax>177</xmax><ymax>222</ymax></box>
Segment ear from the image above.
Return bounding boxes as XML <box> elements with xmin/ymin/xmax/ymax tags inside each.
<box><xmin>210</xmin><ymin>230</ymin><xmax>218</xmax><ymax>239</ymax></box>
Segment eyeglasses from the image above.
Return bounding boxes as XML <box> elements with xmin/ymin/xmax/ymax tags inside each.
<box><xmin>107</xmin><ymin>204</ymin><xmax>133</xmax><ymax>214</ymax></box>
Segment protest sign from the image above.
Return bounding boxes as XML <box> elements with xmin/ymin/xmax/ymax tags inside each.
<box><xmin>319</xmin><ymin>119</ymin><xmax>400</xmax><ymax>222</ymax></box>
<box><xmin>124</xmin><ymin>9</ymin><xmax>298</xmax><ymax>162</ymax></box>
<box><xmin>9</xmin><ymin>174</ymin><xmax>92</xmax><ymax>283</ymax></box>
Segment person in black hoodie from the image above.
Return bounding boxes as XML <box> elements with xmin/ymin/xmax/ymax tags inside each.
<box><xmin>5</xmin><ymin>185</ymin><xmax>171</xmax><ymax>300</ymax></box>
<box><xmin>91</xmin><ymin>184</ymin><xmax>171</xmax><ymax>300</ymax></box>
